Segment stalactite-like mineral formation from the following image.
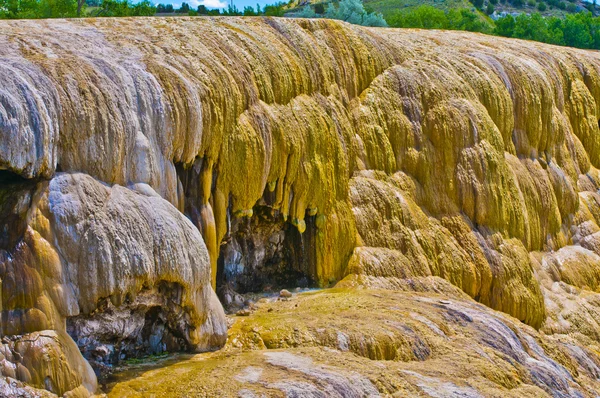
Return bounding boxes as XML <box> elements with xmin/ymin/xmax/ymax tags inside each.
<box><xmin>3</xmin><ymin>16</ymin><xmax>600</xmax><ymax>396</ymax></box>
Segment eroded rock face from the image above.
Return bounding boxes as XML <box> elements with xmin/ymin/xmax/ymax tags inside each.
<box><xmin>110</xmin><ymin>289</ymin><xmax>600</xmax><ymax>397</ymax></box>
<box><xmin>0</xmin><ymin>173</ymin><xmax>227</xmax><ymax>394</ymax></box>
<box><xmin>2</xmin><ymin>16</ymin><xmax>600</xmax><ymax>396</ymax></box>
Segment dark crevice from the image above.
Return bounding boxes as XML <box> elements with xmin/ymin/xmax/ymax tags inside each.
<box><xmin>0</xmin><ymin>170</ymin><xmax>31</xmax><ymax>184</ymax></box>
<box><xmin>174</xmin><ymin>158</ymin><xmax>317</xmax><ymax>310</ymax></box>
<box><xmin>216</xmin><ymin>204</ymin><xmax>317</xmax><ymax>310</ymax></box>
<box><xmin>0</xmin><ymin>170</ymin><xmax>46</xmax><ymax>250</ymax></box>
<box><xmin>66</xmin><ymin>282</ymin><xmax>192</xmax><ymax>385</ymax></box>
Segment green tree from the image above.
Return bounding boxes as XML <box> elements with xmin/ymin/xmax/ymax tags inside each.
<box><xmin>131</xmin><ymin>0</ymin><xmax>155</xmax><ymax>15</ymax></box>
<box><xmin>223</xmin><ymin>4</ymin><xmax>241</xmax><ymax>14</ymax></box>
<box><xmin>263</xmin><ymin>2</ymin><xmax>284</xmax><ymax>16</ymax></box>
<box><xmin>157</xmin><ymin>3</ymin><xmax>174</xmax><ymax>12</ymax></box>
<box><xmin>388</xmin><ymin>5</ymin><xmax>447</xmax><ymax>29</ymax></box>
<box><xmin>40</xmin><ymin>0</ymin><xmax>77</xmax><ymax>17</ymax></box>
<box><xmin>513</xmin><ymin>13</ymin><xmax>549</xmax><ymax>41</ymax></box>
<box><xmin>0</xmin><ymin>0</ymin><xmax>28</xmax><ymax>18</ymax></box>
<box><xmin>0</xmin><ymin>0</ymin><xmax>79</xmax><ymax>18</ymax></box>
<box><xmin>546</xmin><ymin>16</ymin><xmax>566</xmax><ymax>44</ymax></box>
<box><xmin>324</xmin><ymin>0</ymin><xmax>387</xmax><ymax>26</ymax></box>
<box><xmin>92</xmin><ymin>0</ymin><xmax>155</xmax><ymax>17</ymax></box>
<box><xmin>243</xmin><ymin>5</ymin><xmax>257</xmax><ymax>15</ymax></box>
<box><xmin>93</xmin><ymin>0</ymin><xmax>129</xmax><ymax>16</ymax></box>
<box><xmin>177</xmin><ymin>1</ymin><xmax>189</xmax><ymax>12</ymax></box>
<box><xmin>448</xmin><ymin>8</ymin><xmax>490</xmax><ymax>32</ymax></box>
<box><xmin>297</xmin><ymin>4</ymin><xmax>315</xmax><ymax>17</ymax></box>
<box><xmin>494</xmin><ymin>14</ymin><xmax>515</xmax><ymax>36</ymax></box>
<box><xmin>564</xmin><ymin>12</ymin><xmax>593</xmax><ymax>47</ymax></box>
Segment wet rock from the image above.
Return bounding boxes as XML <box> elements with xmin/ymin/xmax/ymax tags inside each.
<box><xmin>236</xmin><ymin>309</ymin><xmax>252</xmax><ymax>317</ymax></box>
<box><xmin>279</xmin><ymin>289</ymin><xmax>293</xmax><ymax>298</ymax></box>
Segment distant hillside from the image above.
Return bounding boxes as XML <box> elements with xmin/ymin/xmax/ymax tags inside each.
<box><xmin>363</xmin><ymin>0</ymin><xmax>475</xmax><ymax>19</ymax></box>
<box><xmin>285</xmin><ymin>0</ymin><xmax>597</xmax><ymax>30</ymax></box>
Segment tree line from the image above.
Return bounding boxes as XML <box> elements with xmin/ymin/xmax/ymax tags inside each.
<box><xmin>386</xmin><ymin>4</ymin><xmax>600</xmax><ymax>50</ymax></box>
<box><xmin>0</xmin><ymin>0</ymin><xmax>156</xmax><ymax>17</ymax></box>
<box><xmin>156</xmin><ymin>1</ymin><xmax>285</xmax><ymax>16</ymax></box>
<box><xmin>495</xmin><ymin>12</ymin><xmax>600</xmax><ymax>49</ymax></box>
<box><xmin>0</xmin><ymin>0</ymin><xmax>289</xmax><ymax>18</ymax></box>
<box><xmin>386</xmin><ymin>6</ymin><xmax>492</xmax><ymax>32</ymax></box>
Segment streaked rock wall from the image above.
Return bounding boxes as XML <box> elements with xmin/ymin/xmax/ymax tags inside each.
<box><xmin>2</xmin><ymin>16</ymin><xmax>600</xmax><ymax>395</ymax></box>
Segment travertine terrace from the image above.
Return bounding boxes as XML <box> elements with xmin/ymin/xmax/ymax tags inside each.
<box><xmin>2</xmin><ymin>16</ymin><xmax>600</xmax><ymax>396</ymax></box>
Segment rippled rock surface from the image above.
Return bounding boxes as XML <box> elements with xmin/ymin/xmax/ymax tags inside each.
<box><xmin>111</xmin><ymin>288</ymin><xmax>600</xmax><ymax>397</ymax></box>
<box><xmin>2</xmin><ymin>16</ymin><xmax>600</xmax><ymax>396</ymax></box>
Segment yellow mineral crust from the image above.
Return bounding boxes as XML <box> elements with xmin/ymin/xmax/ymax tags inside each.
<box><xmin>2</xmin><ymin>17</ymin><xmax>600</xmax><ymax>396</ymax></box>
<box><xmin>109</xmin><ymin>289</ymin><xmax>600</xmax><ymax>397</ymax></box>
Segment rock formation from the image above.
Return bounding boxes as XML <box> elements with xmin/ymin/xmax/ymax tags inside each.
<box><xmin>2</xmin><ymin>16</ymin><xmax>600</xmax><ymax>396</ymax></box>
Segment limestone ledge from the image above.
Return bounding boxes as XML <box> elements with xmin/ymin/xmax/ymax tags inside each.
<box><xmin>3</xmin><ymin>17</ymin><xmax>600</xmax><ymax>396</ymax></box>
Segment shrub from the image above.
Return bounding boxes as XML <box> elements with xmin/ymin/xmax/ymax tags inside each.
<box><xmin>494</xmin><ymin>14</ymin><xmax>516</xmax><ymax>36</ymax></box>
<box><xmin>324</xmin><ymin>0</ymin><xmax>387</xmax><ymax>26</ymax></box>
<box><xmin>297</xmin><ymin>4</ymin><xmax>315</xmax><ymax>17</ymax></box>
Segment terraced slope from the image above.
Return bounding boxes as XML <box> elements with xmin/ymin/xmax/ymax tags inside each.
<box><xmin>1</xmin><ymin>17</ymin><xmax>600</xmax><ymax>396</ymax></box>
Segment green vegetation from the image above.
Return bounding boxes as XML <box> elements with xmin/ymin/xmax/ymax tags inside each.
<box><xmin>361</xmin><ymin>0</ymin><xmax>475</xmax><ymax>19</ymax></box>
<box><xmin>495</xmin><ymin>11</ymin><xmax>600</xmax><ymax>48</ymax></box>
<box><xmin>386</xmin><ymin>5</ymin><xmax>492</xmax><ymax>32</ymax></box>
<box><xmin>0</xmin><ymin>0</ymin><xmax>78</xmax><ymax>18</ymax></box>
<box><xmin>90</xmin><ymin>0</ymin><xmax>155</xmax><ymax>16</ymax></box>
<box><xmin>182</xmin><ymin>1</ymin><xmax>286</xmax><ymax>16</ymax></box>
<box><xmin>297</xmin><ymin>0</ymin><xmax>387</xmax><ymax>26</ymax></box>
<box><xmin>0</xmin><ymin>0</ymin><xmax>155</xmax><ymax>17</ymax></box>
<box><xmin>124</xmin><ymin>352</ymin><xmax>170</xmax><ymax>366</ymax></box>
<box><xmin>380</xmin><ymin>3</ymin><xmax>600</xmax><ymax>50</ymax></box>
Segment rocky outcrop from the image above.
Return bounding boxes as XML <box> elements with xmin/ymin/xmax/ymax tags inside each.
<box><xmin>3</xmin><ymin>16</ymin><xmax>600</xmax><ymax>396</ymax></box>
<box><xmin>111</xmin><ymin>288</ymin><xmax>600</xmax><ymax>397</ymax></box>
<box><xmin>0</xmin><ymin>172</ymin><xmax>227</xmax><ymax>395</ymax></box>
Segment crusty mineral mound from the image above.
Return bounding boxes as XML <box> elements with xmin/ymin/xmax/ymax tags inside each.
<box><xmin>2</xmin><ymin>16</ymin><xmax>600</xmax><ymax>396</ymax></box>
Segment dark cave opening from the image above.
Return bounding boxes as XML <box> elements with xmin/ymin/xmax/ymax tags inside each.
<box><xmin>174</xmin><ymin>158</ymin><xmax>318</xmax><ymax>308</ymax></box>
<box><xmin>66</xmin><ymin>284</ymin><xmax>192</xmax><ymax>384</ymax></box>
<box><xmin>216</xmin><ymin>205</ymin><xmax>318</xmax><ymax>296</ymax></box>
